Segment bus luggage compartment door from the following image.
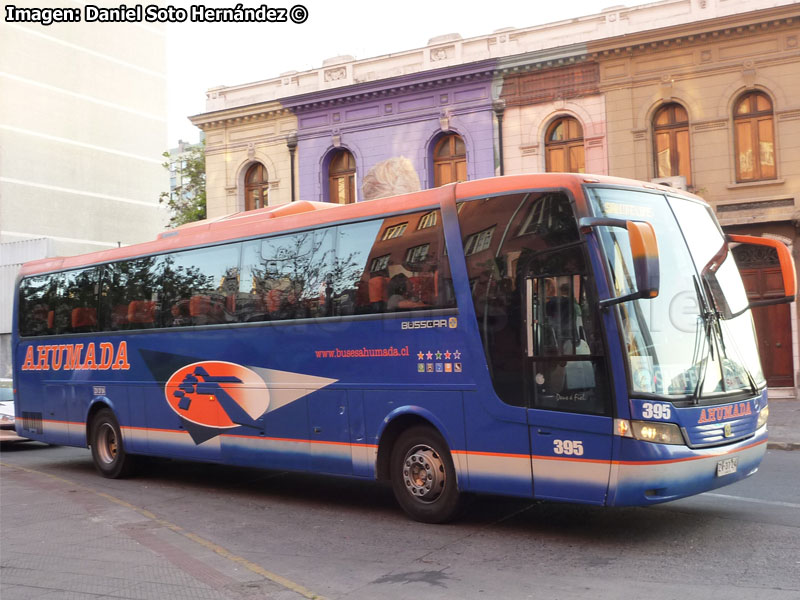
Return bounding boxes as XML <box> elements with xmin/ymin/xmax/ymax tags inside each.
<box><xmin>308</xmin><ymin>389</ymin><xmax>352</xmax><ymax>475</ymax></box>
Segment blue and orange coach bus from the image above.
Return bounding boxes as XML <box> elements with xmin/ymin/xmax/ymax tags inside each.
<box><xmin>12</xmin><ymin>174</ymin><xmax>795</xmax><ymax>522</ymax></box>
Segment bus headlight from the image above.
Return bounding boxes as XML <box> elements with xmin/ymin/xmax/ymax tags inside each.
<box><xmin>756</xmin><ymin>405</ymin><xmax>769</xmax><ymax>429</ymax></box>
<box><xmin>615</xmin><ymin>419</ymin><xmax>685</xmax><ymax>445</ymax></box>
<box><xmin>631</xmin><ymin>421</ymin><xmax>685</xmax><ymax>445</ymax></box>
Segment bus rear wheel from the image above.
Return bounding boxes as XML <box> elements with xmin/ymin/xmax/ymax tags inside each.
<box><xmin>390</xmin><ymin>426</ymin><xmax>461</xmax><ymax>523</ymax></box>
<box><xmin>90</xmin><ymin>408</ymin><xmax>135</xmax><ymax>478</ymax></box>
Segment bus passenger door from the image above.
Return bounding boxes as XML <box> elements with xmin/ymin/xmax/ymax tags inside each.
<box><xmin>523</xmin><ymin>271</ymin><xmax>613</xmax><ymax>505</ymax></box>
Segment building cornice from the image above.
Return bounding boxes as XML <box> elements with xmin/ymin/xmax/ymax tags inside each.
<box><xmin>189</xmin><ymin>102</ymin><xmax>292</xmax><ymax>131</ymax></box>
<box><xmin>287</xmin><ymin>62</ymin><xmax>496</xmax><ymax>113</ymax></box>
<box><xmin>586</xmin><ymin>6</ymin><xmax>798</xmax><ymax>59</ymax></box>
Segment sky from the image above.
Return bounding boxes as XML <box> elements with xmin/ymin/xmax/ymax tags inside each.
<box><xmin>166</xmin><ymin>0</ymin><xmax>656</xmax><ymax>143</ymax></box>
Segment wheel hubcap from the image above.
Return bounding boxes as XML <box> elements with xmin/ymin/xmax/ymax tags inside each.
<box><xmin>97</xmin><ymin>423</ymin><xmax>118</xmax><ymax>465</ymax></box>
<box><xmin>402</xmin><ymin>444</ymin><xmax>446</xmax><ymax>503</ymax></box>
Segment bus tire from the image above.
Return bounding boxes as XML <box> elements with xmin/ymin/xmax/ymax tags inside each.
<box><xmin>90</xmin><ymin>408</ymin><xmax>135</xmax><ymax>478</ymax></box>
<box><xmin>390</xmin><ymin>425</ymin><xmax>461</xmax><ymax>523</ymax></box>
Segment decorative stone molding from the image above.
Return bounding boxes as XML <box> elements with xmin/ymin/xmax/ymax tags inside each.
<box><xmin>500</xmin><ymin>63</ymin><xmax>600</xmax><ymax>108</ymax></box>
<box><xmin>431</xmin><ymin>46</ymin><xmax>454</xmax><ymax>61</ymax></box>
<box><xmin>742</xmin><ymin>60</ymin><xmax>757</xmax><ymax>88</ymax></box>
<box><xmin>778</xmin><ymin>110</ymin><xmax>800</xmax><ymax>122</ymax></box>
<box><xmin>324</xmin><ymin>67</ymin><xmax>347</xmax><ymax>82</ymax></box>
<box><xmin>585</xmin><ymin>136</ymin><xmax>605</xmax><ymax>148</ymax></box>
<box><xmin>660</xmin><ymin>74</ymin><xmax>674</xmax><ymax>100</ymax></box>
<box><xmin>693</xmin><ymin>119</ymin><xmax>729</xmax><ymax>131</ymax></box>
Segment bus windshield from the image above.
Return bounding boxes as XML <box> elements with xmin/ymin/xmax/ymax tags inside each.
<box><xmin>586</xmin><ymin>186</ymin><xmax>765</xmax><ymax>400</ymax></box>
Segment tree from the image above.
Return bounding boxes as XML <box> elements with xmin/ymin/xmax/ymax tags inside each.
<box><xmin>160</xmin><ymin>140</ymin><xmax>206</xmax><ymax>227</ymax></box>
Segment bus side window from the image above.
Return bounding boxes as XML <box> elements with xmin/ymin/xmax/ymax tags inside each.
<box><xmin>161</xmin><ymin>244</ymin><xmax>241</xmax><ymax>326</ymax></box>
<box><xmin>102</xmin><ymin>257</ymin><xmax>161</xmax><ymax>331</ymax></box>
<box><xmin>239</xmin><ymin>230</ymin><xmax>333</xmax><ymax>322</ymax></box>
<box><xmin>19</xmin><ymin>274</ymin><xmax>58</xmax><ymax>337</ymax></box>
<box><xmin>339</xmin><ymin>209</ymin><xmax>455</xmax><ymax>316</ymax></box>
<box><xmin>61</xmin><ymin>267</ymin><xmax>100</xmax><ymax>334</ymax></box>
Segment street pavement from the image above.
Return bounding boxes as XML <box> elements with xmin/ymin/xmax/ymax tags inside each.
<box><xmin>765</xmin><ymin>396</ymin><xmax>800</xmax><ymax>450</ymax></box>
<box><xmin>1</xmin><ymin>398</ymin><xmax>798</xmax><ymax>600</ymax></box>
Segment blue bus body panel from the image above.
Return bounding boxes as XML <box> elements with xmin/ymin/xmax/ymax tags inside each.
<box><xmin>14</xmin><ymin>314</ymin><xmax>472</xmax><ymax>475</ymax></box>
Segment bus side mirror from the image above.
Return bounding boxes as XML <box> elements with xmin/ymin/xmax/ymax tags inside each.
<box><xmin>727</xmin><ymin>234</ymin><xmax>797</xmax><ymax>306</ymax></box>
<box><xmin>579</xmin><ymin>217</ymin><xmax>660</xmax><ymax>308</ymax></box>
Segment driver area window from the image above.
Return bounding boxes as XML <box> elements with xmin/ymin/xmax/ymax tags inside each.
<box><xmin>459</xmin><ymin>191</ymin><xmax>609</xmax><ymax>414</ymax></box>
<box><xmin>526</xmin><ymin>248</ymin><xmax>608</xmax><ymax>415</ymax></box>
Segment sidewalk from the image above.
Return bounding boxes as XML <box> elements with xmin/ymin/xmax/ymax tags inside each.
<box><xmin>767</xmin><ymin>398</ymin><xmax>800</xmax><ymax>450</ymax></box>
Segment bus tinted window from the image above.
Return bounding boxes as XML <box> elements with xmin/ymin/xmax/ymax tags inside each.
<box><xmin>18</xmin><ymin>274</ymin><xmax>59</xmax><ymax>337</ymax></box>
<box><xmin>20</xmin><ymin>208</ymin><xmax>455</xmax><ymax>336</ymax></box>
<box><xmin>240</xmin><ymin>229</ymin><xmax>334</xmax><ymax>322</ymax></box>
<box><xmin>60</xmin><ymin>267</ymin><xmax>100</xmax><ymax>334</ymax></box>
<box><xmin>162</xmin><ymin>244</ymin><xmax>241</xmax><ymax>326</ymax></box>
<box><xmin>458</xmin><ymin>192</ymin><xmax>608</xmax><ymax>413</ymax></box>
<box><xmin>335</xmin><ymin>220</ymin><xmax>384</xmax><ymax>315</ymax></box>
<box><xmin>353</xmin><ymin>209</ymin><xmax>454</xmax><ymax>314</ymax></box>
<box><xmin>101</xmin><ymin>257</ymin><xmax>161</xmax><ymax>330</ymax></box>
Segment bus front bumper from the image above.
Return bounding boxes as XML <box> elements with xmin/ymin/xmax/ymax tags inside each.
<box><xmin>606</xmin><ymin>427</ymin><xmax>767</xmax><ymax>506</ymax></box>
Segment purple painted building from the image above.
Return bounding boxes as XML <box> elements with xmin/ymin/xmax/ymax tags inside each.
<box><xmin>285</xmin><ymin>60</ymin><xmax>498</xmax><ymax>204</ymax></box>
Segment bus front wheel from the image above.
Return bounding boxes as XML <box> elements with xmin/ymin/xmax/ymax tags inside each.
<box><xmin>390</xmin><ymin>426</ymin><xmax>461</xmax><ymax>523</ymax></box>
<box><xmin>90</xmin><ymin>408</ymin><xmax>135</xmax><ymax>478</ymax></box>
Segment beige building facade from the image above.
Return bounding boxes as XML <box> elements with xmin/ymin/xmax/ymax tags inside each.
<box><xmin>192</xmin><ymin>101</ymin><xmax>298</xmax><ymax>216</ymax></box>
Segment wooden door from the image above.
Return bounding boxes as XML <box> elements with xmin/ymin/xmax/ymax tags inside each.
<box><xmin>737</xmin><ymin>261</ymin><xmax>794</xmax><ymax>388</ymax></box>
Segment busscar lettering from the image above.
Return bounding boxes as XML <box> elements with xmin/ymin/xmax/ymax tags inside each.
<box><xmin>21</xmin><ymin>342</ymin><xmax>130</xmax><ymax>372</ymax></box>
<box><xmin>401</xmin><ymin>320</ymin><xmax>448</xmax><ymax>330</ymax></box>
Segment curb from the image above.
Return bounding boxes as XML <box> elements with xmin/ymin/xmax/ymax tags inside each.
<box><xmin>767</xmin><ymin>441</ymin><xmax>800</xmax><ymax>451</ymax></box>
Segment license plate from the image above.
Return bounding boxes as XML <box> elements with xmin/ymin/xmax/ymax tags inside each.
<box><xmin>716</xmin><ymin>457</ymin><xmax>738</xmax><ymax>477</ymax></box>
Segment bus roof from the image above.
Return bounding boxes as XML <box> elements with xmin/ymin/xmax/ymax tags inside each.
<box><xmin>18</xmin><ymin>174</ymin><xmax>701</xmax><ymax>277</ymax></box>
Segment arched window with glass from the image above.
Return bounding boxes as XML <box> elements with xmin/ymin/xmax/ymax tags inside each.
<box><xmin>545</xmin><ymin>117</ymin><xmax>585</xmax><ymax>173</ymax></box>
<box><xmin>653</xmin><ymin>103</ymin><xmax>692</xmax><ymax>186</ymax></box>
<box><xmin>244</xmin><ymin>163</ymin><xmax>269</xmax><ymax>211</ymax></box>
<box><xmin>734</xmin><ymin>91</ymin><xmax>776</xmax><ymax>183</ymax></box>
<box><xmin>328</xmin><ymin>149</ymin><xmax>357</xmax><ymax>204</ymax></box>
<box><xmin>433</xmin><ymin>134</ymin><xmax>467</xmax><ymax>187</ymax></box>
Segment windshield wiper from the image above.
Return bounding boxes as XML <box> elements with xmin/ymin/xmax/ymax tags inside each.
<box><xmin>691</xmin><ymin>275</ymin><xmax>718</xmax><ymax>404</ymax></box>
<box><xmin>700</xmin><ymin>265</ymin><xmax>760</xmax><ymax>397</ymax></box>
